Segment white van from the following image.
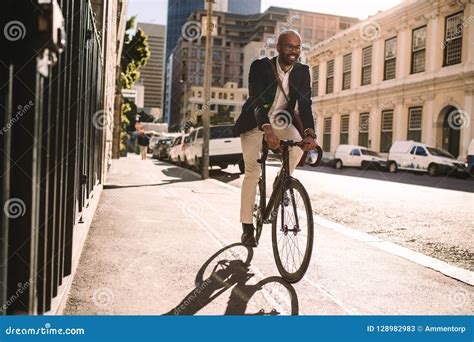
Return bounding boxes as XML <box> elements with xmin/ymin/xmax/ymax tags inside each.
<box><xmin>169</xmin><ymin>134</ymin><xmax>188</xmax><ymax>165</ymax></box>
<box><xmin>387</xmin><ymin>140</ymin><xmax>467</xmax><ymax>177</ymax></box>
<box><xmin>333</xmin><ymin>145</ymin><xmax>387</xmax><ymax>170</ymax></box>
<box><xmin>185</xmin><ymin>125</ymin><xmax>244</xmax><ymax>173</ymax></box>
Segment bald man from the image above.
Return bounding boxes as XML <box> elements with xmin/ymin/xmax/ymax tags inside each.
<box><xmin>233</xmin><ymin>30</ymin><xmax>317</xmax><ymax>247</ymax></box>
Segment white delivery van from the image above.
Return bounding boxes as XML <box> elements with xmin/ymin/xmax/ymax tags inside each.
<box><xmin>387</xmin><ymin>140</ymin><xmax>468</xmax><ymax>177</ymax></box>
<box><xmin>333</xmin><ymin>145</ymin><xmax>387</xmax><ymax>170</ymax></box>
<box><xmin>185</xmin><ymin>124</ymin><xmax>244</xmax><ymax>173</ymax></box>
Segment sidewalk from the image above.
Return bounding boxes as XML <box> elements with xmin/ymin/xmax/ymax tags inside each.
<box><xmin>64</xmin><ymin>154</ymin><xmax>473</xmax><ymax>315</ymax></box>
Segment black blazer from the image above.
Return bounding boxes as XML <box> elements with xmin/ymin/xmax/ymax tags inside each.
<box><xmin>233</xmin><ymin>56</ymin><xmax>314</xmax><ymax>136</ymax></box>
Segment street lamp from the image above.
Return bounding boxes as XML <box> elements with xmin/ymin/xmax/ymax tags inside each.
<box><xmin>201</xmin><ymin>0</ymin><xmax>214</xmax><ymax>179</ymax></box>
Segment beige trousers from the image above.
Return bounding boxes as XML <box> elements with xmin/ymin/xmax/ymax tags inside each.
<box><xmin>140</xmin><ymin>145</ymin><xmax>147</xmax><ymax>160</ymax></box>
<box><xmin>240</xmin><ymin>125</ymin><xmax>303</xmax><ymax>224</ymax></box>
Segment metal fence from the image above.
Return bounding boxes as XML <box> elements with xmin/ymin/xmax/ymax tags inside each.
<box><xmin>0</xmin><ymin>0</ymin><xmax>107</xmax><ymax>314</ymax></box>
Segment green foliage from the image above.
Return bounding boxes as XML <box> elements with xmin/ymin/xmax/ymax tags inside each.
<box><xmin>120</xmin><ymin>17</ymin><xmax>151</xmax><ymax>89</ymax></box>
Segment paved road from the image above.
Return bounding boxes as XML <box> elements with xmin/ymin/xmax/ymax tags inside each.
<box><xmin>64</xmin><ymin>155</ymin><xmax>473</xmax><ymax>315</ymax></box>
<box><xmin>211</xmin><ymin>162</ymin><xmax>474</xmax><ymax>271</ymax></box>
<box><xmin>299</xmin><ymin>164</ymin><xmax>474</xmax><ymax>193</ymax></box>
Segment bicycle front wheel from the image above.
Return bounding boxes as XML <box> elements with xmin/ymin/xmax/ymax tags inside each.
<box><xmin>272</xmin><ymin>178</ymin><xmax>314</xmax><ymax>283</ymax></box>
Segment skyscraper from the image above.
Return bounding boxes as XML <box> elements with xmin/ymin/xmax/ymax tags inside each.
<box><xmin>138</xmin><ymin>23</ymin><xmax>166</xmax><ymax>109</ymax></box>
<box><xmin>166</xmin><ymin>0</ymin><xmax>204</xmax><ymax>59</ymax></box>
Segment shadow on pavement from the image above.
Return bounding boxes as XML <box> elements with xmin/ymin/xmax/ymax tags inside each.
<box><xmin>164</xmin><ymin>243</ymin><xmax>299</xmax><ymax>315</ymax></box>
<box><xmin>209</xmin><ymin>169</ymin><xmax>242</xmax><ymax>183</ymax></box>
<box><xmin>104</xmin><ymin>165</ymin><xmax>201</xmax><ymax>190</ymax></box>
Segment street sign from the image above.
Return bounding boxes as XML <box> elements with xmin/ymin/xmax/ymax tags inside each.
<box><xmin>201</xmin><ymin>16</ymin><xmax>218</xmax><ymax>36</ymax></box>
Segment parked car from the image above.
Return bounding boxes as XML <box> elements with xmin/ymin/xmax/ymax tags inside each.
<box><xmin>464</xmin><ymin>139</ymin><xmax>474</xmax><ymax>176</ymax></box>
<box><xmin>387</xmin><ymin>140</ymin><xmax>468</xmax><ymax>178</ymax></box>
<box><xmin>148</xmin><ymin>136</ymin><xmax>160</xmax><ymax>153</ymax></box>
<box><xmin>169</xmin><ymin>135</ymin><xmax>187</xmax><ymax>165</ymax></box>
<box><xmin>185</xmin><ymin>125</ymin><xmax>244</xmax><ymax>173</ymax></box>
<box><xmin>333</xmin><ymin>144</ymin><xmax>387</xmax><ymax>170</ymax></box>
<box><xmin>152</xmin><ymin>138</ymin><xmax>173</xmax><ymax>160</ymax></box>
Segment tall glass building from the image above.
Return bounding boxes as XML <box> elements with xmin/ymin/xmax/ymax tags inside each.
<box><xmin>166</xmin><ymin>0</ymin><xmax>204</xmax><ymax>59</ymax></box>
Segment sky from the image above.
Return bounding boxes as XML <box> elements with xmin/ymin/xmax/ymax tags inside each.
<box><xmin>127</xmin><ymin>0</ymin><xmax>405</xmax><ymax>24</ymax></box>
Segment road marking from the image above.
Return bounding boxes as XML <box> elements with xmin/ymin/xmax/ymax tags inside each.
<box><xmin>208</xmin><ymin>178</ymin><xmax>474</xmax><ymax>286</ymax></box>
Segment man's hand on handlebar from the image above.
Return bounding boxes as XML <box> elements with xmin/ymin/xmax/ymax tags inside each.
<box><xmin>301</xmin><ymin>128</ymin><xmax>317</xmax><ymax>151</ymax></box>
<box><xmin>263</xmin><ymin>124</ymin><xmax>280</xmax><ymax>150</ymax></box>
<box><xmin>301</xmin><ymin>136</ymin><xmax>317</xmax><ymax>151</ymax></box>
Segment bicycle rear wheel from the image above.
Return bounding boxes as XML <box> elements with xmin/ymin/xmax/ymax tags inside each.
<box><xmin>272</xmin><ymin>178</ymin><xmax>314</xmax><ymax>283</ymax></box>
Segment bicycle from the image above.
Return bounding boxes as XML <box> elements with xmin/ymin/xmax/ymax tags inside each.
<box><xmin>253</xmin><ymin>138</ymin><xmax>323</xmax><ymax>283</ymax></box>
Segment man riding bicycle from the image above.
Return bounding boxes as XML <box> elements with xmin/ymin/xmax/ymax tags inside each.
<box><xmin>233</xmin><ymin>30</ymin><xmax>317</xmax><ymax>247</ymax></box>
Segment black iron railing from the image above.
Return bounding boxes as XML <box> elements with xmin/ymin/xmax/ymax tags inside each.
<box><xmin>0</xmin><ymin>0</ymin><xmax>107</xmax><ymax>314</ymax></box>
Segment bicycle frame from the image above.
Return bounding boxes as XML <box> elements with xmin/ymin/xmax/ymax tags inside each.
<box><xmin>257</xmin><ymin>140</ymin><xmax>291</xmax><ymax>225</ymax></box>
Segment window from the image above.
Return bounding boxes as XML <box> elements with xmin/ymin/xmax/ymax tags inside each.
<box><xmin>326</xmin><ymin>60</ymin><xmax>334</xmax><ymax>94</ymax></box>
<box><xmin>200</xmin><ymin>49</ymin><xmax>205</xmax><ymax>58</ymax></box>
<box><xmin>411</xmin><ymin>26</ymin><xmax>426</xmax><ymax>73</ymax></box>
<box><xmin>260</xmin><ymin>49</ymin><xmax>265</xmax><ymax>57</ymax></box>
<box><xmin>340</xmin><ymin>115</ymin><xmax>349</xmax><ymax>144</ymax></box>
<box><xmin>182</xmin><ymin>48</ymin><xmax>188</xmax><ymax>58</ymax></box>
<box><xmin>443</xmin><ymin>12</ymin><xmax>463</xmax><ymax>66</ymax></box>
<box><xmin>361</xmin><ymin>46</ymin><xmax>372</xmax><ymax>85</ymax></box>
<box><xmin>408</xmin><ymin>107</ymin><xmax>422</xmax><ymax>142</ymax></box>
<box><xmin>380</xmin><ymin>110</ymin><xmax>393</xmax><ymax>152</ymax></box>
<box><xmin>415</xmin><ymin>146</ymin><xmax>427</xmax><ymax>156</ymax></box>
<box><xmin>384</xmin><ymin>37</ymin><xmax>397</xmax><ymax>80</ymax></box>
<box><xmin>303</xmin><ymin>28</ymin><xmax>313</xmax><ymax>39</ymax></box>
<box><xmin>358</xmin><ymin>113</ymin><xmax>369</xmax><ymax>147</ymax></box>
<box><xmin>350</xmin><ymin>149</ymin><xmax>361</xmax><ymax>156</ymax></box>
<box><xmin>342</xmin><ymin>53</ymin><xmax>351</xmax><ymax>90</ymax></box>
<box><xmin>230</xmin><ymin>93</ymin><xmax>234</xmax><ymax>100</ymax></box>
<box><xmin>323</xmin><ymin>117</ymin><xmax>332</xmax><ymax>152</ymax></box>
<box><xmin>191</xmin><ymin>61</ymin><xmax>196</xmax><ymax>70</ymax></box>
<box><xmin>191</xmin><ymin>48</ymin><xmax>197</xmax><ymax>58</ymax></box>
<box><xmin>312</xmin><ymin>65</ymin><xmax>319</xmax><ymax>97</ymax></box>
<box><xmin>211</xmin><ymin>91</ymin><xmax>215</xmax><ymax>98</ymax></box>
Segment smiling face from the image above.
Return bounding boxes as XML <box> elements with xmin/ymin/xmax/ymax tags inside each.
<box><xmin>276</xmin><ymin>30</ymin><xmax>302</xmax><ymax>66</ymax></box>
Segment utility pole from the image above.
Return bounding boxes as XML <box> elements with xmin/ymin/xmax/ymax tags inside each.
<box><xmin>201</xmin><ymin>0</ymin><xmax>213</xmax><ymax>179</ymax></box>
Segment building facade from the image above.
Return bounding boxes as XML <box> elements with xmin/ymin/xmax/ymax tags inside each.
<box><xmin>186</xmin><ymin>82</ymin><xmax>248</xmax><ymax>123</ymax></box>
<box><xmin>243</xmin><ymin>9</ymin><xmax>358</xmax><ymax>87</ymax></box>
<box><xmin>138</xmin><ymin>23</ymin><xmax>166</xmax><ymax>109</ymax></box>
<box><xmin>169</xmin><ymin>6</ymin><xmax>358</xmax><ymax>130</ymax></box>
<box><xmin>307</xmin><ymin>0</ymin><xmax>474</xmax><ymax>158</ymax></box>
<box><xmin>228</xmin><ymin>0</ymin><xmax>261</xmax><ymax>15</ymax></box>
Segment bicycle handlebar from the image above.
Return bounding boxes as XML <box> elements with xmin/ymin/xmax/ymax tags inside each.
<box><xmin>278</xmin><ymin>140</ymin><xmax>324</xmax><ymax>167</ymax></box>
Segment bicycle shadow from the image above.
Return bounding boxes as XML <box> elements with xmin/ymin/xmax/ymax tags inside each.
<box><xmin>163</xmin><ymin>243</ymin><xmax>299</xmax><ymax>315</ymax></box>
